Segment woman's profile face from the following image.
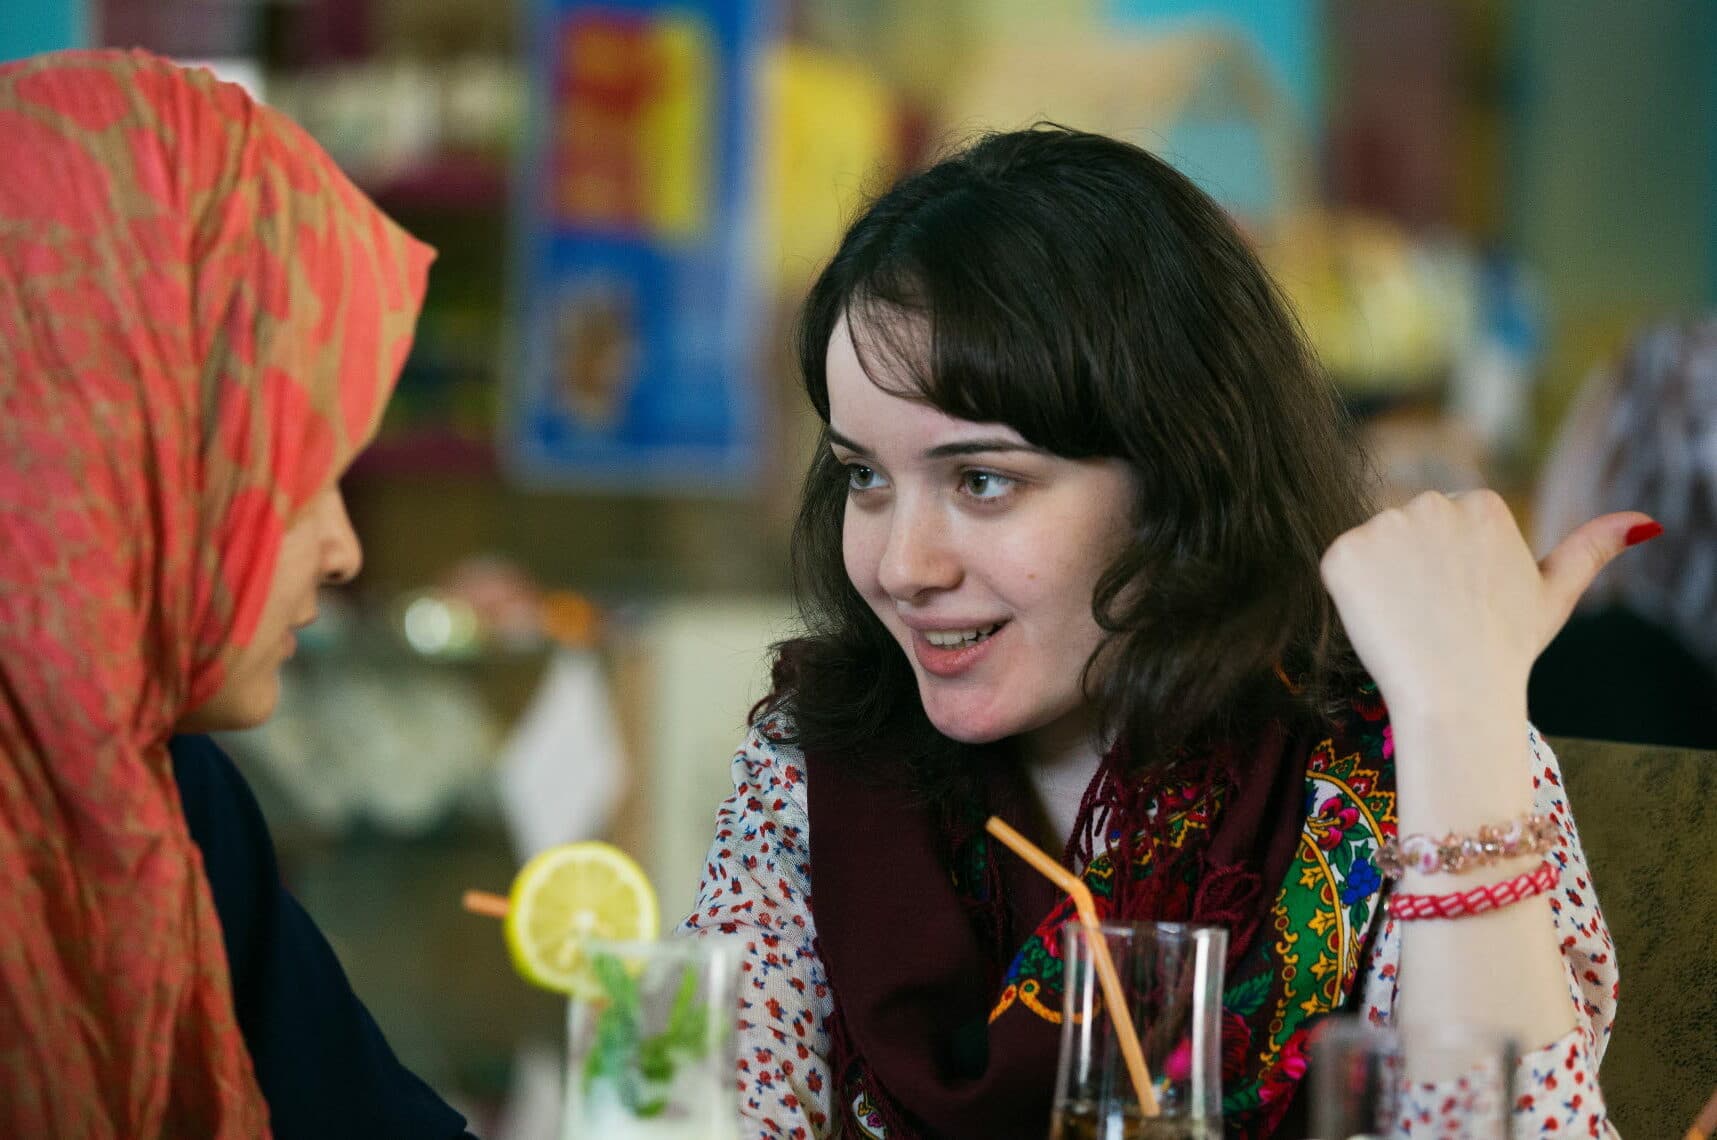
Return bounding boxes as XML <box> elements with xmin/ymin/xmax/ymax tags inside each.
<box><xmin>177</xmin><ymin>487</ymin><xmax>362</xmax><ymax>734</ymax></box>
<box><xmin>827</xmin><ymin>314</ymin><xmax>1135</xmax><ymax>754</ymax></box>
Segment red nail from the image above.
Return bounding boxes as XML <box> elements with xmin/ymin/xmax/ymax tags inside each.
<box><xmin>1624</xmin><ymin>521</ymin><xmax>1664</xmax><ymax>547</ymax></box>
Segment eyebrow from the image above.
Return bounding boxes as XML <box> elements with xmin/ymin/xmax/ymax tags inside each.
<box><xmin>826</xmin><ymin>428</ymin><xmax>1044</xmax><ymax>461</ymax></box>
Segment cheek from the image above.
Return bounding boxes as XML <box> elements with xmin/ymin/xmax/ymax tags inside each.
<box><xmin>840</xmin><ymin>508</ymin><xmax>883</xmax><ymax>595</ymax></box>
<box><xmin>265</xmin><ymin>529</ymin><xmax>320</xmax><ymax>612</ymax></box>
<box><xmin>990</xmin><ymin>536</ymin><xmax>1107</xmax><ymax>643</ymax></box>
<box><xmin>987</xmin><ymin>535</ymin><xmax>1076</xmax><ymax>610</ymax></box>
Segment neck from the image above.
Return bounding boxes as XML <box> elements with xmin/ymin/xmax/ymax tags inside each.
<box><xmin>1021</xmin><ymin>711</ymin><xmax>1107</xmax><ymax>854</ymax></box>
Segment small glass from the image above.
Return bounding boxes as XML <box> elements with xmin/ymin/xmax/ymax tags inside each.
<box><xmin>1049</xmin><ymin>922</ymin><xmax>1228</xmax><ymax>1140</ymax></box>
<box><xmin>1309</xmin><ymin>1017</ymin><xmax>1517</xmax><ymax>1140</ymax></box>
<box><xmin>562</xmin><ymin>937</ymin><xmax>742</xmax><ymax>1140</ymax></box>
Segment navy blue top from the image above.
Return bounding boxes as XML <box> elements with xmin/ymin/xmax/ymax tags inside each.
<box><xmin>170</xmin><ymin>734</ymin><xmax>478</xmax><ymax>1140</ymax></box>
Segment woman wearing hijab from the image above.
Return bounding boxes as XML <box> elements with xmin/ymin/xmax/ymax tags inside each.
<box><xmin>0</xmin><ymin>50</ymin><xmax>467</xmax><ymax>1137</ymax></box>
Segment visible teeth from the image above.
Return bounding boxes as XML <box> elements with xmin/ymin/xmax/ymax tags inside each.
<box><xmin>924</xmin><ymin>624</ymin><xmax>1000</xmax><ymax>648</ymax></box>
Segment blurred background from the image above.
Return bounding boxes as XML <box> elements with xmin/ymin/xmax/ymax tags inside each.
<box><xmin>5</xmin><ymin>0</ymin><xmax>1716</xmax><ymax>1133</ymax></box>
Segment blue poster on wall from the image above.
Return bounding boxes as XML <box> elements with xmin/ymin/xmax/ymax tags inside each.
<box><xmin>508</xmin><ymin>0</ymin><xmax>769</xmax><ymax>491</ymax></box>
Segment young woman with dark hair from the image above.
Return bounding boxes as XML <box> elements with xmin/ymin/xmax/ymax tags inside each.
<box><xmin>682</xmin><ymin>127</ymin><xmax>1633</xmax><ymax>1138</ymax></box>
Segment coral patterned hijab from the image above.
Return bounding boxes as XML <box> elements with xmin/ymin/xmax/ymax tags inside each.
<box><xmin>0</xmin><ymin>50</ymin><xmax>432</xmax><ymax>1136</ymax></box>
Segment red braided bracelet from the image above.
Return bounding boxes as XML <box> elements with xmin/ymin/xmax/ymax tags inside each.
<box><xmin>1385</xmin><ymin>860</ymin><xmax>1559</xmax><ymax>921</ymax></box>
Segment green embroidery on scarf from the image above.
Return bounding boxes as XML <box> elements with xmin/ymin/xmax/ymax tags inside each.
<box><xmin>1220</xmin><ymin>734</ymin><xmax>1395</xmax><ymax>1124</ymax></box>
<box><xmin>985</xmin><ymin>701</ymin><xmax>1397</xmax><ymax>1136</ymax></box>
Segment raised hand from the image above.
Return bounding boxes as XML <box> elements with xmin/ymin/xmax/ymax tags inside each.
<box><xmin>1318</xmin><ymin>489</ymin><xmax>1658</xmax><ymax>724</ymax></box>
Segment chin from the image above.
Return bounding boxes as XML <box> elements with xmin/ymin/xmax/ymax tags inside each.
<box><xmin>920</xmin><ymin>697</ymin><xmax>1021</xmax><ymax>746</ymax></box>
<box><xmin>920</xmin><ymin>681</ymin><xmax>1093</xmax><ymax>751</ymax></box>
<box><xmin>228</xmin><ymin>703</ymin><xmax>277</xmax><ymax>732</ymax></box>
<box><xmin>227</xmin><ymin>686</ymin><xmax>281</xmax><ymax>731</ymax></box>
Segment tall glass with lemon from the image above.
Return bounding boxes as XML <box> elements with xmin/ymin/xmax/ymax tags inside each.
<box><xmin>501</xmin><ymin>842</ymin><xmax>742</xmax><ymax>1140</ymax></box>
<box><xmin>563</xmin><ymin>937</ymin><xmax>743</xmax><ymax>1140</ymax></box>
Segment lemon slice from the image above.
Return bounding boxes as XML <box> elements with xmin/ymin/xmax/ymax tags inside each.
<box><xmin>502</xmin><ymin>841</ymin><xmax>660</xmax><ymax>998</ymax></box>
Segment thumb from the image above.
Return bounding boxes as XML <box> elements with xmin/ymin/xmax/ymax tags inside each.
<box><xmin>1538</xmin><ymin>511</ymin><xmax>1660</xmax><ymax>635</ymax></box>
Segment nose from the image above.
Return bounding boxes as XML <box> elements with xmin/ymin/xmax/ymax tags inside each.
<box><xmin>316</xmin><ymin>488</ymin><xmax>363</xmax><ymax>586</ymax></box>
<box><xmin>875</xmin><ymin>494</ymin><xmax>960</xmax><ymax>602</ymax></box>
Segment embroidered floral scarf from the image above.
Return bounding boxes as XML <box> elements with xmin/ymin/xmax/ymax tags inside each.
<box><xmin>807</xmin><ymin>687</ymin><xmax>1397</xmax><ymax>1139</ymax></box>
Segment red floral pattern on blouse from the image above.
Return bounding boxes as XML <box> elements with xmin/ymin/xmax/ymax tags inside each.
<box><xmin>682</xmin><ymin>720</ymin><xmax>1617</xmax><ymax>1138</ymax></box>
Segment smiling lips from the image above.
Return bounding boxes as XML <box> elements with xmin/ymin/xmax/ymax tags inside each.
<box><xmin>909</xmin><ymin>621</ymin><xmax>1007</xmax><ymax>677</ymax></box>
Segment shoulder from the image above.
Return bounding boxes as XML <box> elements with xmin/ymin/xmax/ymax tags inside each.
<box><xmin>726</xmin><ymin>709</ymin><xmax>811</xmax><ymax>821</ymax></box>
<box><xmin>686</xmin><ymin>712</ymin><xmax>817</xmax><ymax>924</ymax></box>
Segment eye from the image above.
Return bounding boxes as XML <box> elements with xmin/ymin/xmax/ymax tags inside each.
<box><xmin>846</xmin><ymin>464</ymin><xmax>886</xmax><ymax>492</ymax></box>
<box><xmin>960</xmin><ymin>470</ymin><xmax>1016</xmax><ymax>500</ymax></box>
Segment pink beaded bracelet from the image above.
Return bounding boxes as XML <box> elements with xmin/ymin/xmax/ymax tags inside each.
<box><xmin>1386</xmin><ymin>860</ymin><xmax>1559</xmax><ymax>921</ymax></box>
<box><xmin>1376</xmin><ymin>811</ymin><xmax>1557</xmax><ymax>879</ymax></box>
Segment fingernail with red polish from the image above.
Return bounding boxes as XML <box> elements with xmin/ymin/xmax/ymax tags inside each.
<box><xmin>1625</xmin><ymin>521</ymin><xmax>1664</xmax><ymax>547</ymax></box>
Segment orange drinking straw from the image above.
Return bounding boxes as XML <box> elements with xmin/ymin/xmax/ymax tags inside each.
<box><xmin>985</xmin><ymin>817</ymin><xmax>1161</xmax><ymax>1117</ymax></box>
<box><xmin>463</xmin><ymin>889</ymin><xmax>510</xmax><ymax>919</ymax></box>
<box><xmin>1686</xmin><ymin>1082</ymin><xmax>1717</xmax><ymax>1140</ymax></box>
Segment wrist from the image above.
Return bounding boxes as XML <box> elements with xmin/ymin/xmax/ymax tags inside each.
<box><xmin>1383</xmin><ymin>681</ymin><xmax>1526</xmax><ymax>739</ymax></box>
<box><xmin>1397</xmin><ymin>849</ymin><xmax>1545</xmax><ymax>894</ymax></box>
<box><xmin>1391</xmin><ymin>859</ymin><xmax>1558</xmax><ymax>915</ymax></box>
<box><xmin>1388</xmin><ymin>703</ymin><xmax>1535</xmax><ymax>835</ymax></box>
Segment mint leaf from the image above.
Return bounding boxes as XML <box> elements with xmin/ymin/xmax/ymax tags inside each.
<box><xmin>583</xmin><ymin>1002</ymin><xmax>635</xmax><ymax>1088</ymax></box>
<box><xmin>593</xmin><ymin>953</ymin><xmax>639</xmax><ymax>1014</ymax></box>
<box><xmin>583</xmin><ymin>954</ymin><xmax>717</xmax><ymax>1119</ymax></box>
<box><xmin>637</xmin><ymin>1034</ymin><xmax>676</xmax><ymax>1082</ymax></box>
<box><xmin>584</xmin><ymin>953</ymin><xmax>642</xmax><ymax>1096</ymax></box>
<box><xmin>665</xmin><ymin>965</ymin><xmax>709</xmax><ymax>1057</ymax></box>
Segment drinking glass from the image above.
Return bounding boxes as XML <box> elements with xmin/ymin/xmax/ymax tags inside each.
<box><xmin>562</xmin><ymin>937</ymin><xmax>743</xmax><ymax>1140</ymax></box>
<box><xmin>1049</xmin><ymin>922</ymin><xmax>1228</xmax><ymax>1140</ymax></box>
<box><xmin>1309</xmin><ymin>1016</ymin><xmax>1516</xmax><ymax>1140</ymax></box>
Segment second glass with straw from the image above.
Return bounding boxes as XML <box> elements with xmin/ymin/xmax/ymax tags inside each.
<box><xmin>984</xmin><ymin>819</ymin><xmax>1227</xmax><ymax>1139</ymax></box>
<box><xmin>1049</xmin><ymin>921</ymin><xmax>1227</xmax><ymax>1140</ymax></box>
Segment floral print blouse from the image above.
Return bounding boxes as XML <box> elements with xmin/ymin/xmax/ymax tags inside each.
<box><xmin>678</xmin><ymin>718</ymin><xmax>1618</xmax><ymax>1139</ymax></box>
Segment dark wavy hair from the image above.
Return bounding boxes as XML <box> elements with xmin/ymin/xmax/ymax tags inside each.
<box><xmin>767</xmin><ymin>126</ymin><xmax>1374</xmax><ymax>795</ymax></box>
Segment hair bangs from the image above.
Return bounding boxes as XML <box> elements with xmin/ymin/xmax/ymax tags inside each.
<box><xmin>814</xmin><ymin>185</ymin><xmax>1121</xmax><ymax>463</ymax></box>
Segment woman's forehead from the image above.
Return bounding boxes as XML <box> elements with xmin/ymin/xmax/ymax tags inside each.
<box><xmin>832</xmin><ymin>308</ymin><xmax>927</xmax><ymax>380</ymax></box>
<box><xmin>828</xmin><ymin>311</ymin><xmax>1039</xmax><ymax>450</ymax></box>
<box><xmin>828</xmin><ymin>382</ymin><xmax>1026</xmax><ymax>457</ymax></box>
